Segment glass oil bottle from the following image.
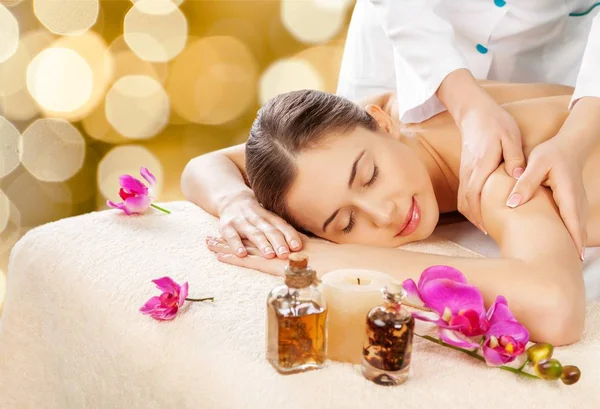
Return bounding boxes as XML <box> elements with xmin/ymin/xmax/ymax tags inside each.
<box><xmin>361</xmin><ymin>281</ymin><xmax>414</xmax><ymax>386</ymax></box>
<box><xmin>266</xmin><ymin>253</ymin><xmax>328</xmax><ymax>374</ymax></box>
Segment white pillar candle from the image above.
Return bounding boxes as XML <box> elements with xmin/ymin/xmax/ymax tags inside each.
<box><xmin>319</xmin><ymin>269</ymin><xmax>393</xmax><ymax>364</ymax></box>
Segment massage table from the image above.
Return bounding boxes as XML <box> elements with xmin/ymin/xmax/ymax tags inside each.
<box><xmin>0</xmin><ymin>202</ymin><xmax>598</xmax><ymax>408</ymax></box>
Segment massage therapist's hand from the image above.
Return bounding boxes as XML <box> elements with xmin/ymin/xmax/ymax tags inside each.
<box><xmin>217</xmin><ymin>191</ymin><xmax>303</xmax><ymax>259</ymax></box>
<box><xmin>206</xmin><ymin>235</ymin><xmax>341</xmax><ymax>276</ymax></box>
<box><xmin>438</xmin><ymin>70</ymin><xmax>526</xmax><ymax>233</ymax></box>
<box><xmin>507</xmin><ymin>135</ymin><xmax>588</xmax><ymax>260</ymax></box>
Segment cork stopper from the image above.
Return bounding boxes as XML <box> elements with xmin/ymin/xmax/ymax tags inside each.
<box><xmin>288</xmin><ymin>252</ymin><xmax>308</xmax><ymax>269</ymax></box>
<box><xmin>382</xmin><ymin>280</ymin><xmax>406</xmax><ymax>303</ymax></box>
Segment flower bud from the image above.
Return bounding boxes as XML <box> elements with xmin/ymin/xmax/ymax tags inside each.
<box><xmin>534</xmin><ymin>359</ymin><xmax>563</xmax><ymax>380</ymax></box>
<box><xmin>560</xmin><ymin>365</ymin><xmax>581</xmax><ymax>385</ymax></box>
<box><xmin>527</xmin><ymin>343</ymin><xmax>554</xmax><ymax>364</ymax></box>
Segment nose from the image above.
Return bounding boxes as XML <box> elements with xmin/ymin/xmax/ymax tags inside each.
<box><xmin>355</xmin><ymin>197</ymin><xmax>395</xmax><ymax>228</ymax></box>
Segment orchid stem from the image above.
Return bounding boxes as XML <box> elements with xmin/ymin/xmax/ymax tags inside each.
<box><xmin>185</xmin><ymin>297</ymin><xmax>214</xmax><ymax>302</ymax></box>
<box><xmin>151</xmin><ymin>203</ymin><xmax>171</xmax><ymax>214</ymax></box>
<box><xmin>416</xmin><ymin>334</ymin><xmax>541</xmax><ymax>380</ymax></box>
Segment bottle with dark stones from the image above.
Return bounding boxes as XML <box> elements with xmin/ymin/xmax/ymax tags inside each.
<box><xmin>361</xmin><ymin>281</ymin><xmax>414</xmax><ymax>386</ymax></box>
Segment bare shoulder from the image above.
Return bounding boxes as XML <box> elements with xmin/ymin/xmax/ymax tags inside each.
<box><xmin>501</xmin><ymin>95</ymin><xmax>571</xmax><ymax>155</ymax></box>
<box><xmin>480</xmin><ymin>166</ymin><xmax>579</xmax><ymax>268</ymax></box>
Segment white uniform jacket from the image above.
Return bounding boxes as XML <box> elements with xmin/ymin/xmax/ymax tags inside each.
<box><xmin>336</xmin><ymin>0</ymin><xmax>600</xmax><ymax>123</ymax></box>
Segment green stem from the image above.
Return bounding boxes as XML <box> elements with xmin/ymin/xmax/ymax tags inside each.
<box><xmin>518</xmin><ymin>359</ymin><xmax>530</xmax><ymax>372</ymax></box>
<box><xmin>416</xmin><ymin>334</ymin><xmax>540</xmax><ymax>380</ymax></box>
<box><xmin>151</xmin><ymin>203</ymin><xmax>171</xmax><ymax>214</ymax></box>
<box><xmin>185</xmin><ymin>297</ymin><xmax>214</xmax><ymax>302</ymax></box>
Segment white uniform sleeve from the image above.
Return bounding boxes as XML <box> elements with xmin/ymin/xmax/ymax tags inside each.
<box><xmin>367</xmin><ymin>0</ymin><xmax>468</xmax><ymax>123</ymax></box>
<box><xmin>570</xmin><ymin>13</ymin><xmax>600</xmax><ymax>108</ymax></box>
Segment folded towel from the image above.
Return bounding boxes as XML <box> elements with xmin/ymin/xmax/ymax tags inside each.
<box><xmin>0</xmin><ymin>202</ymin><xmax>598</xmax><ymax>409</ymax></box>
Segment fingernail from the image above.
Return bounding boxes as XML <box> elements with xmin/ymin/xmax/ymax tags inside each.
<box><xmin>581</xmin><ymin>251</ymin><xmax>585</xmax><ymax>262</ymax></box>
<box><xmin>290</xmin><ymin>240</ymin><xmax>300</xmax><ymax>249</ymax></box>
<box><xmin>237</xmin><ymin>248</ymin><xmax>246</xmax><ymax>255</ymax></box>
<box><xmin>277</xmin><ymin>246</ymin><xmax>289</xmax><ymax>255</ymax></box>
<box><xmin>264</xmin><ymin>247</ymin><xmax>275</xmax><ymax>255</ymax></box>
<box><xmin>513</xmin><ymin>167</ymin><xmax>524</xmax><ymax>179</ymax></box>
<box><xmin>479</xmin><ymin>225</ymin><xmax>488</xmax><ymax>235</ymax></box>
<box><xmin>506</xmin><ymin>193</ymin><xmax>521</xmax><ymax>208</ymax></box>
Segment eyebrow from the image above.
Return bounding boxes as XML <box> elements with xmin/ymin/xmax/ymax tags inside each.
<box><xmin>322</xmin><ymin>149</ymin><xmax>366</xmax><ymax>233</ymax></box>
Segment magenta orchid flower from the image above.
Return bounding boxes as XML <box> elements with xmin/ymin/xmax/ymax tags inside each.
<box><xmin>482</xmin><ymin>296</ymin><xmax>530</xmax><ymax>366</ymax></box>
<box><xmin>140</xmin><ymin>276</ymin><xmax>214</xmax><ymax>321</ymax></box>
<box><xmin>403</xmin><ymin>265</ymin><xmax>490</xmax><ymax>348</ymax></box>
<box><xmin>140</xmin><ymin>276</ymin><xmax>189</xmax><ymax>321</ymax></box>
<box><xmin>107</xmin><ymin>167</ymin><xmax>170</xmax><ymax>215</ymax></box>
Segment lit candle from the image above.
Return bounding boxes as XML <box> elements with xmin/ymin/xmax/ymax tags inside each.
<box><xmin>319</xmin><ymin>269</ymin><xmax>394</xmax><ymax>364</ymax></box>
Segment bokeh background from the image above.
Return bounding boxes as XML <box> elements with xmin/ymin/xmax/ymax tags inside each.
<box><xmin>0</xmin><ymin>0</ymin><xmax>355</xmax><ymax>313</ymax></box>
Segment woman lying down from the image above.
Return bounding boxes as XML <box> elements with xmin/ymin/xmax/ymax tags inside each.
<box><xmin>181</xmin><ymin>82</ymin><xmax>600</xmax><ymax>346</ymax></box>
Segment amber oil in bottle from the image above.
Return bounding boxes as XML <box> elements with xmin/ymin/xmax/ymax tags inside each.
<box><xmin>361</xmin><ymin>281</ymin><xmax>414</xmax><ymax>386</ymax></box>
<box><xmin>266</xmin><ymin>253</ymin><xmax>328</xmax><ymax>374</ymax></box>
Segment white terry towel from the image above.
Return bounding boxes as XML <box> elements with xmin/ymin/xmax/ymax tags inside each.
<box><xmin>0</xmin><ymin>201</ymin><xmax>598</xmax><ymax>409</ymax></box>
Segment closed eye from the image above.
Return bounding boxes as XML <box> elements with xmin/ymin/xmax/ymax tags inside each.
<box><xmin>343</xmin><ymin>211</ymin><xmax>355</xmax><ymax>234</ymax></box>
<box><xmin>364</xmin><ymin>164</ymin><xmax>379</xmax><ymax>187</ymax></box>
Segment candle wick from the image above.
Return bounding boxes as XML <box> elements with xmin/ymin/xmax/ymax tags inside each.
<box><xmin>357</xmin><ymin>278</ymin><xmax>360</xmax><ymax>285</ymax></box>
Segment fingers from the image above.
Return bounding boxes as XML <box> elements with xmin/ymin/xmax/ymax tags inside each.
<box><xmin>206</xmin><ymin>237</ymin><xmax>262</xmax><ymax>257</ymax></box>
<box><xmin>501</xmin><ymin>131</ymin><xmax>526</xmax><ymax>179</ymax></box>
<box><xmin>219</xmin><ymin>226</ymin><xmax>247</xmax><ymax>257</ymax></box>
<box><xmin>506</xmin><ymin>159</ymin><xmax>548</xmax><ymax>209</ymax></box>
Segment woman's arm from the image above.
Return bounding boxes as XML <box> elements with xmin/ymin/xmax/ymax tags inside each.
<box><xmin>181</xmin><ymin>144</ymin><xmax>305</xmax><ymax>257</ymax></box>
<box><xmin>181</xmin><ymin>144</ymin><xmax>250</xmax><ymax>217</ymax></box>
<box><xmin>214</xmin><ymin>167</ymin><xmax>585</xmax><ymax>346</ymax></box>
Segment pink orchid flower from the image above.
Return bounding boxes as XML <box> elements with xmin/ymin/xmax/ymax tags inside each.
<box><xmin>482</xmin><ymin>296</ymin><xmax>530</xmax><ymax>366</ymax></box>
<box><xmin>107</xmin><ymin>167</ymin><xmax>170</xmax><ymax>215</ymax></box>
<box><xmin>403</xmin><ymin>265</ymin><xmax>490</xmax><ymax>348</ymax></box>
<box><xmin>140</xmin><ymin>277</ymin><xmax>189</xmax><ymax>321</ymax></box>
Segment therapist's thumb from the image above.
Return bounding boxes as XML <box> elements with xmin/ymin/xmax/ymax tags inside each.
<box><xmin>501</xmin><ymin>132</ymin><xmax>526</xmax><ymax>180</ymax></box>
<box><xmin>506</xmin><ymin>164</ymin><xmax>546</xmax><ymax>209</ymax></box>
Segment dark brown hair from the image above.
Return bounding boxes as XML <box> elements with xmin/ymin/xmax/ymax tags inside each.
<box><xmin>245</xmin><ymin>89</ymin><xmax>378</xmax><ymax>234</ymax></box>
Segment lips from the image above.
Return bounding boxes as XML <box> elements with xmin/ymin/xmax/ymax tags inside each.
<box><xmin>395</xmin><ymin>197</ymin><xmax>421</xmax><ymax>237</ymax></box>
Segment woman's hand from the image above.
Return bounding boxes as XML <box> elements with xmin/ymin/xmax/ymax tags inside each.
<box><xmin>217</xmin><ymin>192</ymin><xmax>303</xmax><ymax>259</ymax></box>
<box><xmin>457</xmin><ymin>98</ymin><xmax>526</xmax><ymax>233</ymax></box>
<box><xmin>507</xmin><ymin>136</ymin><xmax>588</xmax><ymax>260</ymax></box>
<box><xmin>206</xmin><ymin>235</ymin><xmax>345</xmax><ymax>277</ymax></box>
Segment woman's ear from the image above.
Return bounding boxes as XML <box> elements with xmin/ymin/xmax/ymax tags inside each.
<box><xmin>365</xmin><ymin>104</ymin><xmax>403</xmax><ymax>140</ymax></box>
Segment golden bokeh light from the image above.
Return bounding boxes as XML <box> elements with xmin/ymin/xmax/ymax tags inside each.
<box><xmin>107</xmin><ymin>35</ymin><xmax>168</xmax><ymax>84</ymax></box>
<box><xmin>33</xmin><ymin>0</ymin><xmax>99</xmax><ymax>36</ymax></box>
<box><xmin>131</xmin><ymin>0</ymin><xmax>184</xmax><ymax>14</ymax></box>
<box><xmin>124</xmin><ymin>0</ymin><xmax>188</xmax><ymax>63</ymax></box>
<box><xmin>37</xmin><ymin>31</ymin><xmax>114</xmax><ymax>121</ymax></box>
<box><xmin>0</xmin><ymin>116</ymin><xmax>20</xmax><ymax>178</ymax></box>
<box><xmin>281</xmin><ymin>0</ymin><xmax>346</xmax><ymax>44</ymax></box>
<box><xmin>20</xmin><ymin>118</ymin><xmax>86</xmax><ymax>182</ymax></box>
<box><xmin>0</xmin><ymin>189</ymin><xmax>9</xmax><ymax>233</ymax></box>
<box><xmin>313</xmin><ymin>0</ymin><xmax>355</xmax><ymax>12</ymax></box>
<box><xmin>81</xmin><ymin>99</ymin><xmax>130</xmax><ymax>145</ymax></box>
<box><xmin>2</xmin><ymin>167</ymin><xmax>73</xmax><ymax>228</ymax></box>
<box><xmin>0</xmin><ymin>4</ymin><xmax>19</xmax><ymax>63</ymax></box>
<box><xmin>97</xmin><ymin>145</ymin><xmax>163</xmax><ymax>202</ymax></box>
<box><xmin>0</xmin><ymin>29</ymin><xmax>55</xmax><ymax>99</ymax></box>
<box><xmin>0</xmin><ymin>87</ymin><xmax>40</xmax><ymax>121</ymax></box>
<box><xmin>259</xmin><ymin>58</ymin><xmax>324</xmax><ymax>105</ymax></box>
<box><xmin>27</xmin><ymin>47</ymin><xmax>93</xmax><ymax>113</ymax></box>
<box><xmin>166</xmin><ymin>36</ymin><xmax>258</xmax><ymax>125</ymax></box>
<box><xmin>0</xmin><ymin>267</ymin><xmax>5</xmax><ymax>314</ymax></box>
<box><xmin>293</xmin><ymin>44</ymin><xmax>344</xmax><ymax>92</ymax></box>
<box><xmin>105</xmin><ymin>75</ymin><xmax>170</xmax><ymax>140</ymax></box>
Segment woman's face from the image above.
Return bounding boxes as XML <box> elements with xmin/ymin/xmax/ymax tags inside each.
<box><xmin>285</xmin><ymin>126</ymin><xmax>439</xmax><ymax>247</ymax></box>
